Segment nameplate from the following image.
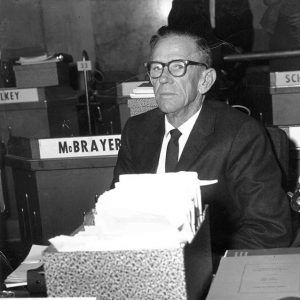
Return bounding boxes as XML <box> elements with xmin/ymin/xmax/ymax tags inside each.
<box><xmin>271</xmin><ymin>71</ymin><xmax>300</xmax><ymax>87</ymax></box>
<box><xmin>38</xmin><ymin>135</ymin><xmax>121</xmax><ymax>159</ymax></box>
<box><xmin>0</xmin><ymin>88</ymin><xmax>41</xmax><ymax>104</ymax></box>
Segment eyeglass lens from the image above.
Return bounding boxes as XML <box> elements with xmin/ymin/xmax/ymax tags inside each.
<box><xmin>148</xmin><ymin>60</ymin><xmax>187</xmax><ymax>78</ymax></box>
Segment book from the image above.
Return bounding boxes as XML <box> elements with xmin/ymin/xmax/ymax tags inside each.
<box><xmin>117</xmin><ymin>81</ymin><xmax>148</xmax><ymax>96</ymax></box>
<box><xmin>129</xmin><ymin>93</ymin><xmax>154</xmax><ymax>99</ymax></box>
<box><xmin>132</xmin><ymin>82</ymin><xmax>154</xmax><ymax>94</ymax></box>
<box><xmin>130</xmin><ymin>82</ymin><xmax>154</xmax><ymax>98</ymax></box>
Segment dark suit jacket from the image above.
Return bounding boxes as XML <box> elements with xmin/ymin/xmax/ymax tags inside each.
<box><xmin>112</xmin><ymin>100</ymin><xmax>293</xmax><ymax>254</ymax></box>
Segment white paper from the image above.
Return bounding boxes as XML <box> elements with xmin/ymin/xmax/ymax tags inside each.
<box><xmin>49</xmin><ymin>172</ymin><xmax>217</xmax><ymax>252</ymax></box>
<box><xmin>5</xmin><ymin>244</ymin><xmax>48</xmax><ymax>287</ymax></box>
<box><xmin>207</xmin><ymin>254</ymin><xmax>300</xmax><ymax>300</ymax></box>
<box><xmin>239</xmin><ymin>263</ymin><xmax>300</xmax><ymax>293</ymax></box>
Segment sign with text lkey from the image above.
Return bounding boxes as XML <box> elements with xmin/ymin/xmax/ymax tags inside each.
<box><xmin>38</xmin><ymin>135</ymin><xmax>121</xmax><ymax>159</ymax></box>
<box><xmin>0</xmin><ymin>88</ymin><xmax>42</xmax><ymax>104</ymax></box>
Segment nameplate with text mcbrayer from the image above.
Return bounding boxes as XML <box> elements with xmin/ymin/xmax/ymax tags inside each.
<box><xmin>38</xmin><ymin>135</ymin><xmax>121</xmax><ymax>159</ymax></box>
<box><xmin>7</xmin><ymin>135</ymin><xmax>121</xmax><ymax>159</ymax></box>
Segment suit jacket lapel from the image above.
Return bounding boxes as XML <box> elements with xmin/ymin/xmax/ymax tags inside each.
<box><xmin>177</xmin><ymin>100</ymin><xmax>216</xmax><ymax>171</ymax></box>
<box><xmin>140</xmin><ymin>109</ymin><xmax>165</xmax><ymax>173</ymax></box>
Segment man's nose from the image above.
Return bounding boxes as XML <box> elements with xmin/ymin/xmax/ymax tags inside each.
<box><xmin>159</xmin><ymin>66</ymin><xmax>173</xmax><ymax>83</ymax></box>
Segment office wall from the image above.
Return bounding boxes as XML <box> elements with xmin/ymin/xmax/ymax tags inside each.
<box><xmin>249</xmin><ymin>0</ymin><xmax>270</xmax><ymax>51</ymax></box>
<box><xmin>0</xmin><ymin>0</ymin><xmax>268</xmax><ymax>81</ymax></box>
<box><xmin>0</xmin><ymin>0</ymin><xmax>44</xmax><ymax>50</ymax></box>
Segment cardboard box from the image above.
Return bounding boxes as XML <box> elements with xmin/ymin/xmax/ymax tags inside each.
<box><xmin>127</xmin><ymin>97</ymin><xmax>157</xmax><ymax>116</ymax></box>
<box><xmin>13</xmin><ymin>62</ymin><xmax>69</xmax><ymax>88</ymax></box>
<box><xmin>43</xmin><ymin>207</ymin><xmax>212</xmax><ymax>299</ymax></box>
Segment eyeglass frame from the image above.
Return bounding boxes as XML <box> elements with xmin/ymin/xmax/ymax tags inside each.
<box><xmin>144</xmin><ymin>59</ymin><xmax>208</xmax><ymax>79</ymax></box>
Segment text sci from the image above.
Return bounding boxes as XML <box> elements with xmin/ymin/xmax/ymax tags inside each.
<box><xmin>285</xmin><ymin>73</ymin><xmax>300</xmax><ymax>84</ymax></box>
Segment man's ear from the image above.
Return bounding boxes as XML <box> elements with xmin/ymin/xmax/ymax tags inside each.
<box><xmin>198</xmin><ymin>68</ymin><xmax>217</xmax><ymax>94</ymax></box>
<box><xmin>149</xmin><ymin>77</ymin><xmax>155</xmax><ymax>88</ymax></box>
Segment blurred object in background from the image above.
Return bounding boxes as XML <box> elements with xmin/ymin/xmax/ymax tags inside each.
<box><xmin>0</xmin><ymin>47</ymin><xmax>46</xmax><ymax>88</ymax></box>
<box><xmin>167</xmin><ymin>0</ymin><xmax>254</xmax><ymax>104</ymax></box>
<box><xmin>261</xmin><ymin>0</ymin><xmax>300</xmax><ymax>50</ymax></box>
<box><xmin>261</xmin><ymin>0</ymin><xmax>300</xmax><ymax>71</ymax></box>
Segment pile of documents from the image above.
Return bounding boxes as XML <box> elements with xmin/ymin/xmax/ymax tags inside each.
<box><xmin>49</xmin><ymin>172</ymin><xmax>216</xmax><ymax>252</ymax></box>
<box><xmin>16</xmin><ymin>53</ymin><xmax>61</xmax><ymax>65</ymax></box>
<box><xmin>4</xmin><ymin>245</ymin><xmax>47</xmax><ymax>288</ymax></box>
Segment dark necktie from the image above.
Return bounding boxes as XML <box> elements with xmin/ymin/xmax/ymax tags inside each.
<box><xmin>165</xmin><ymin>128</ymin><xmax>182</xmax><ymax>172</ymax></box>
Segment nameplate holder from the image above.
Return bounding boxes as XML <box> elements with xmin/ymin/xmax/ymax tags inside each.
<box><xmin>270</xmin><ymin>71</ymin><xmax>300</xmax><ymax>88</ymax></box>
<box><xmin>0</xmin><ymin>88</ymin><xmax>42</xmax><ymax>104</ymax></box>
<box><xmin>38</xmin><ymin>135</ymin><xmax>121</xmax><ymax>159</ymax></box>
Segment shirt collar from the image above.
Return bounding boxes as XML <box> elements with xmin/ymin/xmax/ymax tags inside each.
<box><xmin>164</xmin><ymin>108</ymin><xmax>201</xmax><ymax>137</ymax></box>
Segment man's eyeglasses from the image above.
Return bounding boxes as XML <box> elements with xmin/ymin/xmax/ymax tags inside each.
<box><xmin>144</xmin><ymin>59</ymin><xmax>208</xmax><ymax>79</ymax></box>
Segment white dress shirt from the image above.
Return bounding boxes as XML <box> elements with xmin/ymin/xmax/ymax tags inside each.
<box><xmin>156</xmin><ymin>108</ymin><xmax>201</xmax><ymax>173</ymax></box>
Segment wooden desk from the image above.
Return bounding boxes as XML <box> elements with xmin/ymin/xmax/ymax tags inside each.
<box><xmin>5</xmin><ymin>154</ymin><xmax>117</xmax><ymax>245</ymax></box>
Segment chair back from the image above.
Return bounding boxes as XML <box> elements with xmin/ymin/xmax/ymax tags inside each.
<box><xmin>265</xmin><ymin>126</ymin><xmax>290</xmax><ymax>190</ymax></box>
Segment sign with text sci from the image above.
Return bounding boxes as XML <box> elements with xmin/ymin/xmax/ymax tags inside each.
<box><xmin>38</xmin><ymin>135</ymin><xmax>121</xmax><ymax>159</ymax></box>
<box><xmin>272</xmin><ymin>71</ymin><xmax>300</xmax><ymax>87</ymax></box>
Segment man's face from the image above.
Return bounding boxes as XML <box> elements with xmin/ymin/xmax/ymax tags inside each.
<box><xmin>150</xmin><ymin>35</ymin><xmax>205</xmax><ymax>117</ymax></box>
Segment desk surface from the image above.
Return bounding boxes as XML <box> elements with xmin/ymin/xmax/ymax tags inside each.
<box><xmin>5</xmin><ymin>154</ymin><xmax>117</xmax><ymax>171</ymax></box>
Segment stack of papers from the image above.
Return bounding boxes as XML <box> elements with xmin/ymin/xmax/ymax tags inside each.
<box><xmin>129</xmin><ymin>82</ymin><xmax>154</xmax><ymax>98</ymax></box>
<box><xmin>4</xmin><ymin>245</ymin><xmax>48</xmax><ymax>288</ymax></box>
<box><xmin>49</xmin><ymin>172</ymin><xmax>217</xmax><ymax>252</ymax></box>
<box><xmin>16</xmin><ymin>53</ymin><xmax>61</xmax><ymax>65</ymax></box>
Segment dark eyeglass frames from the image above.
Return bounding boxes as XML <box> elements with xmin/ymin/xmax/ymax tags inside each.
<box><xmin>144</xmin><ymin>59</ymin><xmax>208</xmax><ymax>79</ymax></box>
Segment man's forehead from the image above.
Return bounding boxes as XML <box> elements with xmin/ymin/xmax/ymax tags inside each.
<box><xmin>151</xmin><ymin>35</ymin><xmax>201</xmax><ymax>60</ymax></box>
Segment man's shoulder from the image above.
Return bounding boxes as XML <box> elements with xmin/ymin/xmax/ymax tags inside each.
<box><xmin>121</xmin><ymin>108</ymin><xmax>164</xmax><ymax>138</ymax></box>
<box><xmin>205</xmin><ymin>100</ymin><xmax>255</xmax><ymax>124</ymax></box>
<box><xmin>204</xmin><ymin>99</ymin><xmax>264</xmax><ymax>135</ymax></box>
<box><xmin>126</xmin><ymin>108</ymin><xmax>163</xmax><ymax>126</ymax></box>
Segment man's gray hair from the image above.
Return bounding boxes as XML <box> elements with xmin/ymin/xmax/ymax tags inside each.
<box><xmin>149</xmin><ymin>26</ymin><xmax>212</xmax><ymax>67</ymax></box>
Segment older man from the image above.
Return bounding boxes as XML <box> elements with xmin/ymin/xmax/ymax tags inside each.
<box><xmin>112</xmin><ymin>27</ymin><xmax>293</xmax><ymax>256</ymax></box>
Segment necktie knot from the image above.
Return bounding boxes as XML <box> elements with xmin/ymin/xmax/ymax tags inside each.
<box><xmin>169</xmin><ymin>128</ymin><xmax>182</xmax><ymax>144</ymax></box>
<box><xmin>165</xmin><ymin>128</ymin><xmax>182</xmax><ymax>172</ymax></box>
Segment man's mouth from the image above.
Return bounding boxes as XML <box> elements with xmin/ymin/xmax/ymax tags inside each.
<box><xmin>158</xmin><ymin>92</ymin><xmax>176</xmax><ymax>97</ymax></box>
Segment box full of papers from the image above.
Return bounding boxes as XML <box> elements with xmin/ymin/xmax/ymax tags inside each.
<box><xmin>43</xmin><ymin>207</ymin><xmax>211</xmax><ymax>300</ymax></box>
<box><xmin>43</xmin><ymin>172</ymin><xmax>214</xmax><ymax>300</ymax></box>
